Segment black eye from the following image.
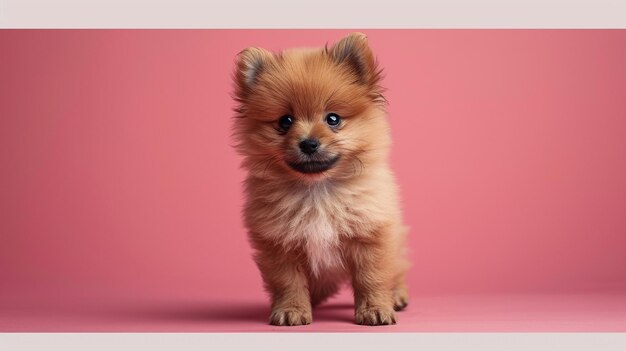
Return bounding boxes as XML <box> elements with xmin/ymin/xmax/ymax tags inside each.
<box><xmin>325</xmin><ymin>113</ymin><xmax>341</xmax><ymax>127</ymax></box>
<box><xmin>278</xmin><ymin>115</ymin><xmax>294</xmax><ymax>131</ymax></box>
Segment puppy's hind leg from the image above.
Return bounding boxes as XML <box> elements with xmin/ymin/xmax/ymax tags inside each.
<box><xmin>392</xmin><ymin>275</ymin><xmax>410</xmax><ymax>311</ymax></box>
<box><xmin>393</xmin><ymin>227</ymin><xmax>411</xmax><ymax>311</ymax></box>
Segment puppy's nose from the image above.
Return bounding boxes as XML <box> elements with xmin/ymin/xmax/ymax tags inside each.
<box><xmin>299</xmin><ymin>139</ymin><xmax>320</xmax><ymax>155</ymax></box>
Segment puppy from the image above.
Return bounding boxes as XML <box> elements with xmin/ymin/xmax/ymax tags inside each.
<box><xmin>232</xmin><ymin>33</ymin><xmax>409</xmax><ymax>326</ymax></box>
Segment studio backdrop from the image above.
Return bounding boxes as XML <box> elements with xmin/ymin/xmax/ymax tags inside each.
<box><xmin>1</xmin><ymin>30</ymin><xmax>625</xmax><ymax>332</ymax></box>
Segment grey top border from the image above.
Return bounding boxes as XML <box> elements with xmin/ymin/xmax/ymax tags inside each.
<box><xmin>1</xmin><ymin>0</ymin><xmax>626</xmax><ymax>28</ymax></box>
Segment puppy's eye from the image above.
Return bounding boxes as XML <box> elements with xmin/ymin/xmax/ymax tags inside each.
<box><xmin>278</xmin><ymin>115</ymin><xmax>294</xmax><ymax>131</ymax></box>
<box><xmin>325</xmin><ymin>113</ymin><xmax>341</xmax><ymax>127</ymax></box>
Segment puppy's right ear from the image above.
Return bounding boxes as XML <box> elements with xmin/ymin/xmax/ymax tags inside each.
<box><xmin>234</xmin><ymin>47</ymin><xmax>273</xmax><ymax>99</ymax></box>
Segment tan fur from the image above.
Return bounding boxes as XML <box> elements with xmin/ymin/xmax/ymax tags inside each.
<box><xmin>232</xmin><ymin>33</ymin><xmax>409</xmax><ymax>326</ymax></box>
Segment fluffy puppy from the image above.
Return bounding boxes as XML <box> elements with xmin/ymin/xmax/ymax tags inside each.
<box><xmin>232</xmin><ymin>33</ymin><xmax>409</xmax><ymax>326</ymax></box>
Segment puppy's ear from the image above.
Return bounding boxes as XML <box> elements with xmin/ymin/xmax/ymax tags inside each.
<box><xmin>329</xmin><ymin>33</ymin><xmax>380</xmax><ymax>85</ymax></box>
<box><xmin>234</xmin><ymin>47</ymin><xmax>274</xmax><ymax>99</ymax></box>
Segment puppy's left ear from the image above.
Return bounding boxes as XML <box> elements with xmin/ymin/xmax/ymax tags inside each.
<box><xmin>329</xmin><ymin>33</ymin><xmax>381</xmax><ymax>85</ymax></box>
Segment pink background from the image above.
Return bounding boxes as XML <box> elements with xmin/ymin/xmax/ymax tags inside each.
<box><xmin>1</xmin><ymin>30</ymin><xmax>626</xmax><ymax>331</ymax></box>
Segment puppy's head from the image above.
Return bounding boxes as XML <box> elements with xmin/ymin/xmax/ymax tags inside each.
<box><xmin>233</xmin><ymin>33</ymin><xmax>390</xmax><ymax>182</ymax></box>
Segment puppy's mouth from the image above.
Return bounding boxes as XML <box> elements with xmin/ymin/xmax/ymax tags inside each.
<box><xmin>288</xmin><ymin>155</ymin><xmax>340</xmax><ymax>174</ymax></box>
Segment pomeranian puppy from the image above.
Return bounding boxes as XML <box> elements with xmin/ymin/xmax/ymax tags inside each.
<box><xmin>232</xmin><ymin>33</ymin><xmax>409</xmax><ymax>326</ymax></box>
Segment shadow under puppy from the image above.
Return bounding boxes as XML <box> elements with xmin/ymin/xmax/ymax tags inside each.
<box><xmin>232</xmin><ymin>33</ymin><xmax>409</xmax><ymax>326</ymax></box>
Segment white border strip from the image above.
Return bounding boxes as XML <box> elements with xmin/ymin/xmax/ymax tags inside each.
<box><xmin>1</xmin><ymin>0</ymin><xmax>625</xmax><ymax>28</ymax></box>
<box><xmin>1</xmin><ymin>333</ymin><xmax>626</xmax><ymax>351</ymax></box>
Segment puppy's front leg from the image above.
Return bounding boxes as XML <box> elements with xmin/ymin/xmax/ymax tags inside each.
<box><xmin>348</xmin><ymin>235</ymin><xmax>397</xmax><ymax>326</ymax></box>
<box><xmin>254</xmin><ymin>243</ymin><xmax>312</xmax><ymax>326</ymax></box>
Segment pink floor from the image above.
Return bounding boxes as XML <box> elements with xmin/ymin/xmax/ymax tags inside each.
<box><xmin>2</xmin><ymin>289</ymin><xmax>625</xmax><ymax>332</ymax></box>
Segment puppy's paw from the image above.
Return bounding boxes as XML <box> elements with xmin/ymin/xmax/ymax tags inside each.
<box><xmin>355</xmin><ymin>306</ymin><xmax>397</xmax><ymax>326</ymax></box>
<box><xmin>393</xmin><ymin>288</ymin><xmax>409</xmax><ymax>311</ymax></box>
<box><xmin>269</xmin><ymin>307</ymin><xmax>312</xmax><ymax>326</ymax></box>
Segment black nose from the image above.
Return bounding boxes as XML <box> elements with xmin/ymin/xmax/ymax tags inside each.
<box><xmin>299</xmin><ymin>139</ymin><xmax>320</xmax><ymax>155</ymax></box>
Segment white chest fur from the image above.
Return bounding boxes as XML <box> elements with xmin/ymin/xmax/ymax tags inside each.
<box><xmin>248</xmin><ymin>168</ymin><xmax>396</xmax><ymax>278</ymax></box>
<box><xmin>273</xmin><ymin>183</ymin><xmax>347</xmax><ymax>276</ymax></box>
<box><xmin>250</xmin><ymin>177</ymin><xmax>390</xmax><ymax>277</ymax></box>
<box><xmin>299</xmin><ymin>205</ymin><xmax>344</xmax><ymax>276</ymax></box>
